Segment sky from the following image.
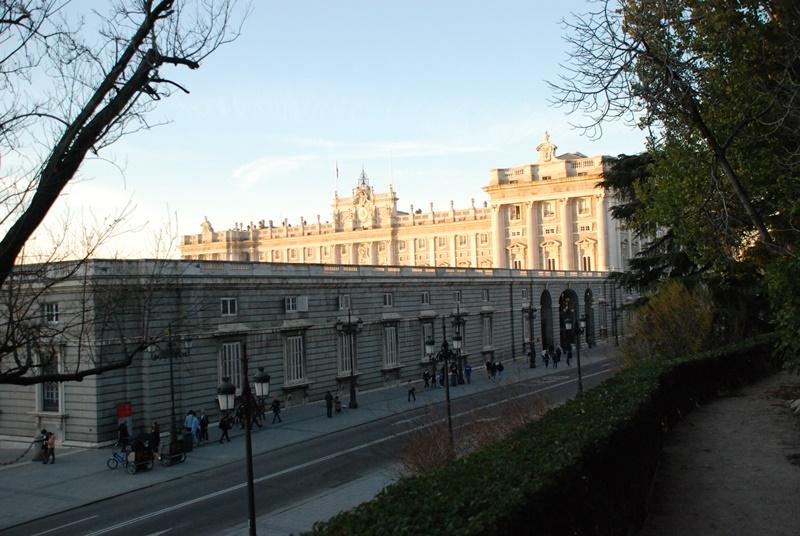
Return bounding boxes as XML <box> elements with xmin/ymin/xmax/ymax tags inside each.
<box><xmin>44</xmin><ymin>0</ymin><xmax>647</xmax><ymax>258</ymax></box>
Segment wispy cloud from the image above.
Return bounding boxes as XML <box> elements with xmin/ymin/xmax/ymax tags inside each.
<box><xmin>282</xmin><ymin>136</ymin><xmax>493</xmax><ymax>158</ymax></box>
<box><xmin>231</xmin><ymin>155</ymin><xmax>319</xmax><ymax>188</ymax></box>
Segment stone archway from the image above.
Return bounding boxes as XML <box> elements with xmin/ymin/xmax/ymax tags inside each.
<box><xmin>558</xmin><ymin>289</ymin><xmax>579</xmax><ymax>349</ymax></box>
<box><xmin>539</xmin><ymin>290</ymin><xmax>553</xmax><ymax>352</ymax></box>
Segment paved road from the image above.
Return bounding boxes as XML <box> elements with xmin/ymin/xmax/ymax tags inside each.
<box><xmin>5</xmin><ymin>360</ymin><xmax>615</xmax><ymax>536</ymax></box>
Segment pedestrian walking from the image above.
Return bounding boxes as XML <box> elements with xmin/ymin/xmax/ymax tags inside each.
<box><xmin>218</xmin><ymin>415</ymin><xmax>232</xmax><ymax>443</ymax></box>
<box><xmin>449</xmin><ymin>362</ymin><xmax>458</xmax><ymax>386</ymax></box>
<box><xmin>554</xmin><ymin>346</ymin><xmax>561</xmax><ymax>369</ymax></box>
<box><xmin>334</xmin><ymin>395</ymin><xmax>342</xmax><ymax>413</ymax></box>
<box><xmin>485</xmin><ymin>359</ymin><xmax>492</xmax><ymax>379</ymax></box>
<box><xmin>46</xmin><ymin>431</ymin><xmax>56</xmax><ymax>464</ymax></box>
<box><xmin>199</xmin><ymin>410</ymin><xmax>209</xmax><ymax>440</ymax></box>
<box><xmin>39</xmin><ymin>429</ymin><xmax>49</xmax><ymax>464</ymax></box>
<box><xmin>496</xmin><ymin>361</ymin><xmax>504</xmax><ymax>381</ymax></box>
<box><xmin>566</xmin><ymin>346</ymin><xmax>573</xmax><ymax>366</ymax></box>
<box><xmin>271</xmin><ymin>398</ymin><xmax>283</xmax><ymax>423</ymax></box>
<box><xmin>150</xmin><ymin>421</ymin><xmax>161</xmax><ymax>455</ymax></box>
<box><xmin>543</xmin><ymin>349</ymin><xmax>550</xmax><ymax>368</ymax></box>
<box><xmin>464</xmin><ymin>363</ymin><xmax>472</xmax><ymax>384</ymax></box>
<box><xmin>407</xmin><ymin>383</ymin><xmax>416</xmax><ymax>402</ymax></box>
<box><xmin>183</xmin><ymin>410</ymin><xmax>195</xmax><ymax>432</ymax></box>
<box><xmin>438</xmin><ymin>367</ymin><xmax>445</xmax><ymax>387</ymax></box>
<box><xmin>422</xmin><ymin>370</ymin><xmax>431</xmax><ymax>388</ymax></box>
<box><xmin>191</xmin><ymin>412</ymin><xmax>200</xmax><ymax>446</ymax></box>
<box><xmin>325</xmin><ymin>391</ymin><xmax>334</xmax><ymax>418</ymax></box>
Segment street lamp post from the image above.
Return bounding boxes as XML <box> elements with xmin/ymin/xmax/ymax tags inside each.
<box><xmin>450</xmin><ymin>304</ymin><xmax>466</xmax><ymax>384</ymax></box>
<box><xmin>147</xmin><ymin>331</ymin><xmax>192</xmax><ymax>448</ymax></box>
<box><xmin>522</xmin><ymin>303</ymin><xmax>538</xmax><ymax>368</ymax></box>
<box><xmin>216</xmin><ymin>344</ymin><xmax>269</xmax><ymax>536</ymax></box>
<box><xmin>426</xmin><ymin>317</ymin><xmax>456</xmax><ymax>457</ymax></box>
<box><xmin>338</xmin><ymin>308</ymin><xmax>362</xmax><ymax>409</ymax></box>
<box><xmin>564</xmin><ymin>314</ymin><xmax>586</xmax><ymax>396</ymax></box>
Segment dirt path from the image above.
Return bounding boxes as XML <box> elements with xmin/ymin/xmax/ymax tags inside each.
<box><xmin>638</xmin><ymin>371</ymin><xmax>800</xmax><ymax>536</ymax></box>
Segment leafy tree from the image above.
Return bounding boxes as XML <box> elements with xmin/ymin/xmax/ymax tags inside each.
<box><xmin>553</xmin><ymin>0</ymin><xmax>800</xmax><ymax>366</ymax></box>
<box><xmin>0</xmin><ymin>0</ymin><xmax>248</xmax><ymax>385</ymax></box>
<box><xmin>620</xmin><ymin>279</ymin><xmax>713</xmax><ymax>366</ymax></box>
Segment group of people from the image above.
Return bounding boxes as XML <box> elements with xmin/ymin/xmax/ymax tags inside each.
<box><xmin>537</xmin><ymin>345</ymin><xmax>573</xmax><ymax>369</ymax></box>
<box><xmin>420</xmin><ymin>361</ymin><xmax>473</xmax><ymax>389</ymax></box>
<box><xmin>218</xmin><ymin>397</ymin><xmax>283</xmax><ymax>443</ymax></box>
<box><xmin>183</xmin><ymin>410</ymin><xmax>210</xmax><ymax>446</ymax></box>
<box><xmin>485</xmin><ymin>359</ymin><xmax>506</xmax><ymax>381</ymax></box>
<box><xmin>324</xmin><ymin>391</ymin><xmax>342</xmax><ymax>417</ymax></box>
<box><xmin>38</xmin><ymin>429</ymin><xmax>56</xmax><ymax>464</ymax></box>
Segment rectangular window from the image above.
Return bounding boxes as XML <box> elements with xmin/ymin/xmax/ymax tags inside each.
<box><xmin>219</xmin><ymin>342</ymin><xmax>242</xmax><ymax>391</ymax></box>
<box><xmin>521</xmin><ymin>288</ymin><xmax>528</xmax><ymax>299</ymax></box>
<box><xmin>482</xmin><ymin>289</ymin><xmax>490</xmax><ymax>302</ymax></box>
<box><xmin>285</xmin><ymin>335</ymin><xmax>305</xmax><ymax>384</ymax></box>
<box><xmin>338</xmin><ymin>294</ymin><xmax>351</xmax><ymax>310</ymax></box>
<box><xmin>480</xmin><ymin>233</ymin><xmax>489</xmax><ymax>245</ymax></box>
<box><xmin>305</xmin><ymin>247</ymin><xmax>314</xmax><ymax>257</ymax></box>
<box><xmin>398</xmin><ymin>240</ymin><xmax>406</xmax><ymax>251</ymax></box>
<box><xmin>323</xmin><ymin>246</ymin><xmax>329</xmax><ymax>256</ymax></box>
<box><xmin>458</xmin><ymin>235</ymin><xmax>468</xmax><ymax>247</ymax></box>
<box><xmin>39</xmin><ymin>350</ymin><xmax>61</xmax><ymax>412</ymax></box>
<box><xmin>338</xmin><ymin>332</ymin><xmax>356</xmax><ymax>374</ymax></box>
<box><xmin>383</xmin><ymin>325</ymin><xmax>398</xmax><ymax>368</ymax></box>
<box><xmin>510</xmin><ymin>204</ymin><xmax>522</xmax><ymax>220</ymax></box>
<box><xmin>421</xmin><ymin>291</ymin><xmax>430</xmax><ymax>305</ymax></box>
<box><xmin>542</xmin><ymin>202</ymin><xmax>555</xmax><ymax>218</ymax></box>
<box><xmin>285</xmin><ymin>296</ymin><xmax>308</xmax><ymax>312</ymax></box>
<box><xmin>577</xmin><ymin>197</ymin><xmax>590</xmax><ymax>215</ymax></box>
<box><xmin>582</xmin><ymin>256</ymin><xmax>592</xmax><ymax>271</ymax></box>
<box><xmin>421</xmin><ymin>321</ymin><xmax>434</xmax><ymax>360</ymax></box>
<box><xmin>416</xmin><ymin>238</ymin><xmax>426</xmax><ymax>250</ymax></box>
<box><xmin>513</xmin><ymin>260</ymin><xmax>522</xmax><ymax>269</ymax></box>
<box><xmin>221</xmin><ymin>297</ymin><xmax>238</xmax><ymax>316</ymax></box>
<box><xmin>542</xmin><ymin>175</ymin><xmax>552</xmax><ymax>181</ymax></box>
<box><xmin>482</xmin><ymin>315</ymin><xmax>493</xmax><ymax>347</ymax></box>
<box><xmin>438</xmin><ymin>236</ymin><xmax>447</xmax><ymax>247</ymax></box>
<box><xmin>383</xmin><ymin>292</ymin><xmax>394</xmax><ymax>307</ymax></box>
<box><xmin>547</xmin><ymin>258</ymin><xmax>557</xmax><ymax>270</ymax></box>
<box><xmin>42</xmin><ymin>303</ymin><xmax>59</xmax><ymax>324</ymax></box>
<box><xmin>290</xmin><ymin>249</ymin><xmax>297</xmax><ymax>259</ymax></box>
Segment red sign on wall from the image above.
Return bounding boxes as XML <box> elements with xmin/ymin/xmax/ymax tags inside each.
<box><xmin>116</xmin><ymin>402</ymin><xmax>133</xmax><ymax>418</ymax></box>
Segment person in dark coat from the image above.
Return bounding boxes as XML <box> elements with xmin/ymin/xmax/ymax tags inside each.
<box><xmin>149</xmin><ymin>421</ymin><xmax>161</xmax><ymax>454</ymax></box>
<box><xmin>324</xmin><ymin>391</ymin><xmax>334</xmax><ymax>418</ymax></box>
<box><xmin>464</xmin><ymin>363</ymin><xmax>472</xmax><ymax>384</ymax></box>
<box><xmin>218</xmin><ymin>415</ymin><xmax>232</xmax><ymax>443</ymax></box>
<box><xmin>271</xmin><ymin>398</ymin><xmax>282</xmax><ymax>423</ymax></box>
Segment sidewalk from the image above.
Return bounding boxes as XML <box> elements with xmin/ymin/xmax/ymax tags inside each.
<box><xmin>0</xmin><ymin>343</ymin><xmax>616</xmax><ymax>531</ymax></box>
<box><xmin>638</xmin><ymin>370</ymin><xmax>800</xmax><ymax>536</ymax></box>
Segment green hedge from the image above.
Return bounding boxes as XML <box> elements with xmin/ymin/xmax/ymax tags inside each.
<box><xmin>306</xmin><ymin>334</ymin><xmax>780</xmax><ymax>536</ymax></box>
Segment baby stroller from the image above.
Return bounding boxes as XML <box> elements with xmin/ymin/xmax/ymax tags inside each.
<box><xmin>126</xmin><ymin>437</ymin><xmax>154</xmax><ymax>474</ymax></box>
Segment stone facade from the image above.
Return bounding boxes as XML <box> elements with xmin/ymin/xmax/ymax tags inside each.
<box><xmin>180</xmin><ymin>134</ymin><xmax>643</xmax><ymax>271</ymax></box>
<box><xmin>0</xmin><ymin>259</ymin><xmax>629</xmax><ymax>447</ymax></box>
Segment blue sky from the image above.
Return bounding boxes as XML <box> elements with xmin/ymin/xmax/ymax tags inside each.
<box><xmin>60</xmin><ymin>0</ymin><xmax>646</xmax><ymax>257</ymax></box>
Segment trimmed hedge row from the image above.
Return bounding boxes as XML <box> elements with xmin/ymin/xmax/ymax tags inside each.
<box><xmin>306</xmin><ymin>334</ymin><xmax>780</xmax><ymax>536</ymax></box>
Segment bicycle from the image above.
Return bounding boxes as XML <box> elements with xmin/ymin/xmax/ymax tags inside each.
<box><xmin>106</xmin><ymin>449</ymin><xmax>127</xmax><ymax>470</ymax></box>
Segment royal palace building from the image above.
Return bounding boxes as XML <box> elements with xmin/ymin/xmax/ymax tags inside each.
<box><xmin>180</xmin><ymin>134</ymin><xmax>642</xmax><ymax>271</ymax></box>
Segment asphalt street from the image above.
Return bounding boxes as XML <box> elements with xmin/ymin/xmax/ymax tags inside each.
<box><xmin>5</xmin><ymin>360</ymin><xmax>615</xmax><ymax>536</ymax></box>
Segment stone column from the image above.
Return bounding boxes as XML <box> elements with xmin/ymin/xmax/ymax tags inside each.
<box><xmin>491</xmin><ymin>205</ymin><xmax>507</xmax><ymax>268</ymax></box>
<box><xmin>350</xmin><ymin>243</ymin><xmax>358</xmax><ymax>265</ymax></box>
<box><xmin>526</xmin><ymin>201</ymin><xmax>538</xmax><ymax>270</ymax></box>
<box><xmin>409</xmin><ymin>238</ymin><xmax>417</xmax><ymax>266</ymax></box>
<box><xmin>450</xmin><ymin>235</ymin><xmax>457</xmax><ymax>267</ymax></box>
<box><xmin>471</xmin><ymin>234</ymin><xmax>479</xmax><ymax>268</ymax></box>
<box><xmin>388</xmin><ymin>240</ymin><xmax>397</xmax><ymax>265</ymax></box>
<box><xmin>369</xmin><ymin>242</ymin><xmax>378</xmax><ymax>265</ymax></box>
<box><xmin>560</xmin><ymin>198</ymin><xmax>571</xmax><ymax>270</ymax></box>
<box><xmin>429</xmin><ymin>237</ymin><xmax>437</xmax><ymax>266</ymax></box>
<box><xmin>596</xmin><ymin>194</ymin><xmax>608</xmax><ymax>271</ymax></box>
